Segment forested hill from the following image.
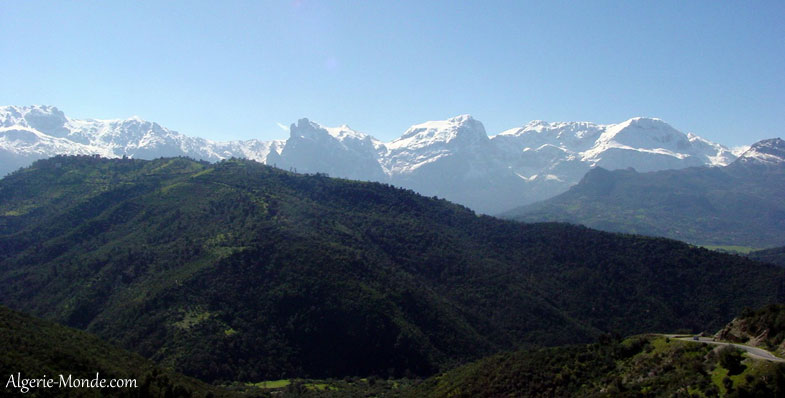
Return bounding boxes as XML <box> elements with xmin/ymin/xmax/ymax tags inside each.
<box><xmin>408</xmin><ymin>334</ymin><xmax>785</xmax><ymax>398</ymax></box>
<box><xmin>0</xmin><ymin>305</ymin><xmax>237</xmax><ymax>397</ymax></box>
<box><xmin>0</xmin><ymin>155</ymin><xmax>783</xmax><ymax>383</ymax></box>
<box><xmin>412</xmin><ymin>303</ymin><xmax>785</xmax><ymax>398</ymax></box>
<box><xmin>502</xmin><ymin>151</ymin><xmax>785</xmax><ymax>248</ymax></box>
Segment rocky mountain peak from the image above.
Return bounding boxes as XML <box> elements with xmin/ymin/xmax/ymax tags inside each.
<box><xmin>734</xmin><ymin>138</ymin><xmax>785</xmax><ymax>166</ymax></box>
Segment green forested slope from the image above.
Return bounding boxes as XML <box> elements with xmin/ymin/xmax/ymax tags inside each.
<box><xmin>0</xmin><ymin>155</ymin><xmax>782</xmax><ymax>382</ymax></box>
<box><xmin>0</xmin><ymin>305</ymin><xmax>236</xmax><ymax>397</ymax></box>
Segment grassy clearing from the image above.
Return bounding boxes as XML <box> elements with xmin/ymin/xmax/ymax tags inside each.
<box><xmin>648</xmin><ymin>335</ymin><xmax>686</xmax><ymax>354</ymax></box>
<box><xmin>711</xmin><ymin>364</ymin><xmax>729</xmax><ymax>395</ymax></box>
<box><xmin>701</xmin><ymin>245</ymin><xmax>759</xmax><ymax>254</ymax></box>
<box><xmin>173</xmin><ymin>309</ymin><xmax>212</xmax><ymax>330</ymax></box>
<box><xmin>649</xmin><ymin>336</ymin><xmax>668</xmax><ymax>351</ymax></box>
<box><xmin>247</xmin><ymin>379</ymin><xmax>291</xmax><ymax>389</ymax></box>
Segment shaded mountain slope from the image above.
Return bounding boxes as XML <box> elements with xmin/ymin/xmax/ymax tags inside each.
<box><xmin>749</xmin><ymin>247</ymin><xmax>785</xmax><ymax>267</ymax></box>
<box><xmin>0</xmin><ymin>156</ymin><xmax>783</xmax><ymax>382</ymax></box>
<box><xmin>0</xmin><ymin>305</ymin><xmax>236</xmax><ymax>397</ymax></box>
<box><xmin>504</xmin><ymin>139</ymin><xmax>785</xmax><ymax>247</ymax></box>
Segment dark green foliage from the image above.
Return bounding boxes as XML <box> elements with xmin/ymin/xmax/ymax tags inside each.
<box><xmin>719</xmin><ymin>345</ymin><xmax>746</xmax><ymax>375</ymax></box>
<box><xmin>409</xmin><ymin>340</ymin><xmax>626</xmax><ymax>398</ymax></box>
<box><xmin>0</xmin><ymin>156</ymin><xmax>783</xmax><ymax>382</ymax></box>
<box><xmin>226</xmin><ymin>378</ymin><xmax>417</xmax><ymax>398</ymax></box>
<box><xmin>726</xmin><ymin>363</ymin><xmax>785</xmax><ymax>398</ymax></box>
<box><xmin>0</xmin><ymin>305</ymin><xmax>236</xmax><ymax>397</ymax></box>
<box><xmin>504</xmin><ymin>163</ymin><xmax>785</xmax><ymax>247</ymax></box>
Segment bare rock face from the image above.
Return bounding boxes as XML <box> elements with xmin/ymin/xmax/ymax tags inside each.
<box><xmin>715</xmin><ymin>307</ymin><xmax>785</xmax><ymax>357</ymax></box>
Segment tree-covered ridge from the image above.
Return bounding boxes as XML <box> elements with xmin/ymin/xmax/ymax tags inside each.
<box><xmin>504</xmin><ymin>162</ymin><xmax>785</xmax><ymax>248</ymax></box>
<box><xmin>0</xmin><ymin>155</ymin><xmax>783</xmax><ymax>383</ymax></box>
<box><xmin>0</xmin><ymin>304</ymin><xmax>237</xmax><ymax>397</ymax></box>
<box><xmin>409</xmin><ymin>335</ymin><xmax>785</xmax><ymax>398</ymax></box>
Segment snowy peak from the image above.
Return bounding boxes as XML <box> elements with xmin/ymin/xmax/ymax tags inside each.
<box><xmin>0</xmin><ymin>105</ymin><xmax>69</xmax><ymax>137</ymax></box>
<box><xmin>576</xmin><ymin>117</ymin><xmax>740</xmax><ymax>171</ymax></box>
<box><xmin>596</xmin><ymin>117</ymin><xmax>689</xmax><ymax>151</ymax></box>
<box><xmin>289</xmin><ymin>118</ymin><xmax>326</xmax><ymax>140</ymax></box>
<box><xmin>380</xmin><ymin>115</ymin><xmax>496</xmax><ymax>177</ymax></box>
<box><xmin>388</xmin><ymin>114</ymin><xmax>488</xmax><ymax>150</ymax></box>
<box><xmin>734</xmin><ymin>138</ymin><xmax>785</xmax><ymax>166</ymax></box>
<box><xmin>494</xmin><ymin>120</ymin><xmax>605</xmax><ymax>156</ymax></box>
<box><xmin>325</xmin><ymin>124</ymin><xmax>370</xmax><ymax>142</ymax></box>
<box><xmin>289</xmin><ymin>118</ymin><xmax>373</xmax><ymax>144</ymax></box>
<box><xmin>498</xmin><ymin>120</ymin><xmax>602</xmax><ymax>138</ymax></box>
<box><xmin>279</xmin><ymin>117</ymin><xmax>385</xmax><ymax>180</ymax></box>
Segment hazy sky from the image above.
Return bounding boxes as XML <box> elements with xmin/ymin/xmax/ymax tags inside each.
<box><xmin>2</xmin><ymin>1</ymin><xmax>783</xmax><ymax>146</ymax></box>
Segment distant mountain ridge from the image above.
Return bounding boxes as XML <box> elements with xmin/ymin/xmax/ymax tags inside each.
<box><xmin>505</xmin><ymin>137</ymin><xmax>785</xmax><ymax>247</ymax></box>
<box><xmin>1</xmin><ymin>105</ymin><xmax>738</xmax><ymax>213</ymax></box>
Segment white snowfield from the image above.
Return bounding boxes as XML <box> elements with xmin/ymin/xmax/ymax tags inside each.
<box><xmin>1</xmin><ymin>105</ymin><xmax>745</xmax><ymax>214</ymax></box>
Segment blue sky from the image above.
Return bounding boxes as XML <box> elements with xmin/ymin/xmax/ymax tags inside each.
<box><xmin>2</xmin><ymin>1</ymin><xmax>783</xmax><ymax>146</ymax></box>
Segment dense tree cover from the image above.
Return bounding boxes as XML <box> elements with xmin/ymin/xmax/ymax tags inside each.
<box><xmin>226</xmin><ymin>377</ymin><xmax>417</xmax><ymax>398</ymax></box>
<box><xmin>504</xmin><ymin>162</ymin><xmax>785</xmax><ymax>247</ymax></box>
<box><xmin>0</xmin><ymin>305</ymin><xmax>238</xmax><ymax>397</ymax></box>
<box><xmin>749</xmin><ymin>247</ymin><xmax>785</xmax><ymax>267</ymax></box>
<box><xmin>409</xmin><ymin>335</ymin><xmax>785</xmax><ymax>398</ymax></box>
<box><xmin>718</xmin><ymin>345</ymin><xmax>746</xmax><ymax>376</ymax></box>
<box><xmin>0</xmin><ymin>156</ymin><xmax>783</xmax><ymax>382</ymax></box>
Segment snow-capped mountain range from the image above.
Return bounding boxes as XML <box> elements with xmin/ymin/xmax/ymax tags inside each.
<box><xmin>0</xmin><ymin>105</ymin><xmax>751</xmax><ymax>213</ymax></box>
